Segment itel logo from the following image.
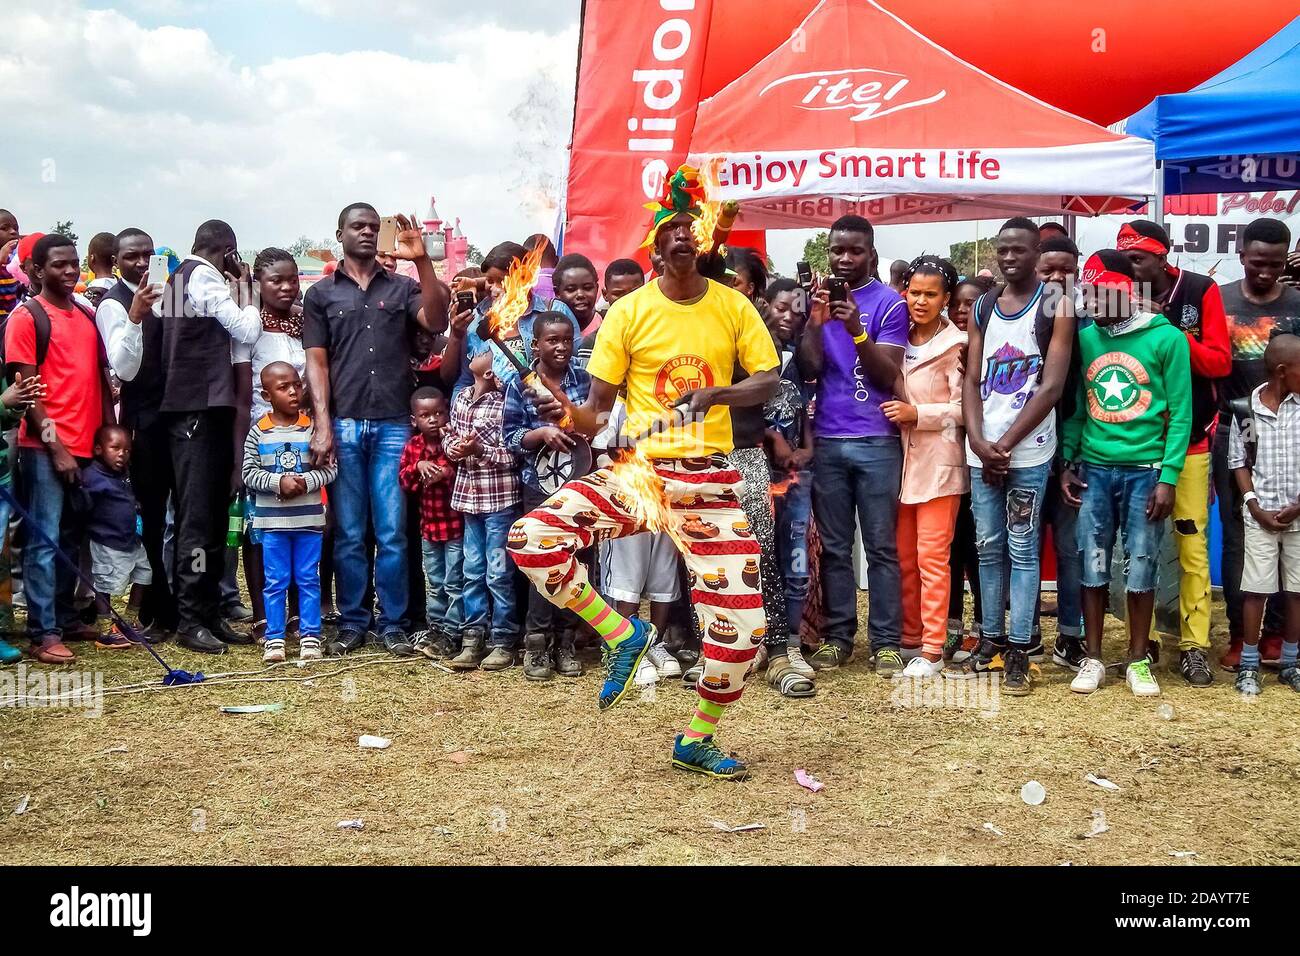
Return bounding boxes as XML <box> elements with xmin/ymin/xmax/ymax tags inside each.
<box><xmin>759</xmin><ymin>69</ymin><xmax>945</xmax><ymax>123</ymax></box>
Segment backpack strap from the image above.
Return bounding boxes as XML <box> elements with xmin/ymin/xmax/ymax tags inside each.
<box><xmin>19</xmin><ymin>296</ymin><xmax>54</xmax><ymax>368</ymax></box>
<box><xmin>1228</xmin><ymin>395</ymin><xmax>1258</xmax><ymax>470</ymax></box>
<box><xmin>973</xmin><ymin>285</ymin><xmax>1003</xmax><ymax>333</ymax></box>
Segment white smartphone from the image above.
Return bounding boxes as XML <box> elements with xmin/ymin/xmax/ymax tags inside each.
<box><xmin>146</xmin><ymin>254</ymin><xmax>170</xmax><ymax>289</ymax></box>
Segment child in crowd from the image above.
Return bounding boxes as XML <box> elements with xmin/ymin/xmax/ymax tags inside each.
<box><xmin>1060</xmin><ymin>251</ymin><xmax>1191</xmax><ymax>697</ymax></box>
<box><xmin>881</xmin><ymin>257</ymin><xmax>968</xmax><ymax>679</ymax></box>
<box><xmin>399</xmin><ymin>388</ymin><xmax>463</xmax><ymax>660</ymax></box>
<box><xmin>762</xmin><ymin>278</ymin><xmax>817</xmax><ymax>692</ymax></box>
<box><xmin>446</xmin><ymin>346</ymin><xmax>520</xmax><ymax>671</ymax></box>
<box><xmin>503</xmin><ymin>312</ymin><xmax>592</xmax><ymax>680</ymax></box>
<box><xmin>241</xmin><ymin>362</ymin><xmax>337</xmax><ymax>663</ymax></box>
<box><xmin>77</xmin><ymin>425</ymin><xmax>152</xmax><ymax>649</ymax></box>
<box><xmin>1228</xmin><ymin>331</ymin><xmax>1300</xmax><ymax>696</ymax></box>
<box><xmin>0</xmin><ymin>370</ymin><xmax>42</xmax><ymax>663</ymax></box>
<box><xmin>944</xmin><ymin>277</ymin><xmax>992</xmax><ymax>658</ymax></box>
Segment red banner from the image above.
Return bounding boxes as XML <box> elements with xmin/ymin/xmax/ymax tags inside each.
<box><xmin>565</xmin><ymin>0</ymin><xmax>716</xmax><ymax>274</ymax></box>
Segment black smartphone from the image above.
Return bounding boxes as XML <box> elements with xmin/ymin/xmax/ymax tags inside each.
<box><xmin>796</xmin><ymin>260</ymin><xmax>813</xmax><ymax>293</ymax></box>
<box><xmin>455</xmin><ymin>290</ymin><xmax>476</xmax><ymax>314</ymax></box>
<box><xmin>827</xmin><ymin>276</ymin><xmax>848</xmax><ymax>303</ymax></box>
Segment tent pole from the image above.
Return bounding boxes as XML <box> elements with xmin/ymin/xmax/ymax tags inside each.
<box><xmin>1153</xmin><ymin>160</ymin><xmax>1166</xmax><ymax>228</ymax></box>
<box><xmin>1065</xmin><ymin>213</ymin><xmax>1077</xmax><ymax>241</ymax></box>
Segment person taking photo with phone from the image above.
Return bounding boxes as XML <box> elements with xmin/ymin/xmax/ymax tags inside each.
<box><xmin>797</xmin><ymin>214</ymin><xmax>909</xmax><ymax>676</ymax></box>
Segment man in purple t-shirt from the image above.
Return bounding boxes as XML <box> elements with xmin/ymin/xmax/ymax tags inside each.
<box><xmin>798</xmin><ymin>215</ymin><xmax>909</xmax><ymax>674</ymax></box>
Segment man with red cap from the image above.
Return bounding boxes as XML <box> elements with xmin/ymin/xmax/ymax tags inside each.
<box><xmin>1060</xmin><ymin>250</ymin><xmax>1192</xmax><ymax>697</ymax></box>
<box><xmin>1117</xmin><ymin>219</ymin><xmax>1228</xmax><ymax>686</ymax></box>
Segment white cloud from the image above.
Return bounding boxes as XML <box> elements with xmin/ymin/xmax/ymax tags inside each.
<box><xmin>1</xmin><ymin>2</ymin><xmax>577</xmax><ymax>255</ymax></box>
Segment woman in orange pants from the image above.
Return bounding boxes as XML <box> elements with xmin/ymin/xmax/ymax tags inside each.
<box><xmin>882</xmin><ymin>256</ymin><xmax>968</xmax><ymax>677</ymax></box>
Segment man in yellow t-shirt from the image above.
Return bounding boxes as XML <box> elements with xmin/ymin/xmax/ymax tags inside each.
<box><xmin>509</xmin><ymin>167</ymin><xmax>778</xmax><ymax>781</ymax></box>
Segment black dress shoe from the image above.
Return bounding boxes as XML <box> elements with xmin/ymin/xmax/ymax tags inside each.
<box><xmin>222</xmin><ymin>602</ymin><xmax>254</xmax><ymax>623</ymax></box>
<box><xmin>328</xmin><ymin>628</ymin><xmax>367</xmax><ymax>657</ymax></box>
<box><xmin>179</xmin><ymin>627</ymin><xmax>228</xmax><ymax>655</ymax></box>
<box><xmin>214</xmin><ymin>618</ymin><xmax>255</xmax><ymax>646</ymax></box>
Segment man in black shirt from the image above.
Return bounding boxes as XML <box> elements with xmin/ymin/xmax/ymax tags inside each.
<box><xmin>304</xmin><ymin>204</ymin><xmax>450</xmax><ymax>656</ymax></box>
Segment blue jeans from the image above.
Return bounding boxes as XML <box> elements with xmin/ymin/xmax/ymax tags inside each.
<box><xmin>1076</xmin><ymin>463</ymin><xmax>1164</xmax><ymax>593</ymax></box>
<box><xmin>775</xmin><ymin>469</ymin><xmax>813</xmax><ymax>643</ymax></box>
<box><xmin>970</xmin><ymin>463</ymin><xmax>1050</xmax><ymax>646</ymax></box>
<box><xmin>421</xmin><ymin>538</ymin><xmax>464</xmax><ymax>634</ymax></box>
<box><xmin>17</xmin><ymin>448</ymin><xmax>83</xmax><ymax>639</ymax></box>
<box><xmin>332</xmin><ymin>417</ymin><xmax>410</xmax><ymax>633</ymax></box>
<box><xmin>813</xmin><ymin>437</ymin><xmax>902</xmax><ymax>652</ymax></box>
<box><xmin>1050</xmin><ymin>490</ymin><xmax>1083</xmax><ymax>638</ymax></box>
<box><xmin>262</xmin><ymin>529</ymin><xmax>323</xmax><ymax>640</ymax></box>
<box><xmin>461</xmin><ymin>507</ymin><xmax>520</xmax><ymax>647</ymax></box>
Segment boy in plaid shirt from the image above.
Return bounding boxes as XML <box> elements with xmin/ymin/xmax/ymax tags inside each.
<box><xmin>503</xmin><ymin>313</ymin><xmax>592</xmax><ymax>680</ymax></box>
<box><xmin>445</xmin><ymin>347</ymin><xmax>521</xmax><ymax>671</ymax></box>
<box><xmin>398</xmin><ymin>387</ymin><xmax>463</xmax><ymax>660</ymax></box>
<box><xmin>1228</xmin><ymin>331</ymin><xmax>1300</xmax><ymax>696</ymax></box>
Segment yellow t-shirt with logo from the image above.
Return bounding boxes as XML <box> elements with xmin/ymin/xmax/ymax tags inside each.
<box><xmin>587</xmin><ymin>278</ymin><xmax>779</xmax><ymax>459</ymax></box>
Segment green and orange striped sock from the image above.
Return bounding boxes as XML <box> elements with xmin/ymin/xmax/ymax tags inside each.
<box><xmin>683</xmin><ymin>697</ymin><xmax>725</xmax><ymax>742</ymax></box>
<box><xmin>568</xmin><ymin>583</ymin><xmax>634</xmax><ymax>648</ymax></box>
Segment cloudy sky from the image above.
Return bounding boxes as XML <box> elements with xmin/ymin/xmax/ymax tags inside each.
<box><xmin>3</xmin><ymin>0</ymin><xmax>582</xmax><ymax>255</ymax></box>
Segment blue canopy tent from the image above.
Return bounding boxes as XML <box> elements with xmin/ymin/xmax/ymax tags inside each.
<box><xmin>1125</xmin><ymin>16</ymin><xmax>1300</xmax><ymax>195</ymax></box>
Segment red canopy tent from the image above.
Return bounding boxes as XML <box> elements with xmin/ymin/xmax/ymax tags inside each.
<box><xmin>685</xmin><ymin>0</ymin><xmax>1154</xmax><ymax>229</ymax></box>
<box><xmin>565</xmin><ymin>0</ymin><xmax>1297</xmax><ymax>266</ymax></box>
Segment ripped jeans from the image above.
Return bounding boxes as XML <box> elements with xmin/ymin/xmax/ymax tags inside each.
<box><xmin>774</xmin><ymin>468</ymin><xmax>813</xmax><ymax>644</ymax></box>
<box><xmin>1076</xmin><ymin>463</ymin><xmax>1164</xmax><ymax>593</ymax></box>
<box><xmin>970</xmin><ymin>463</ymin><xmax>1050</xmax><ymax>647</ymax></box>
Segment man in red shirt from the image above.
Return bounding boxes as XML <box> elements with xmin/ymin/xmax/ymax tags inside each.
<box><xmin>1119</xmin><ymin>220</ymin><xmax>1230</xmax><ymax>686</ymax></box>
<box><xmin>4</xmin><ymin>234</ymin><xmax>113</xmax><ymax>663</ymax></box>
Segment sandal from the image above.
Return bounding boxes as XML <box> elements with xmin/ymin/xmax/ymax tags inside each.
<box><xmin>767</xmin><ymin>656</ymin><xmax>816</xmax><ymax>698</ymax></box>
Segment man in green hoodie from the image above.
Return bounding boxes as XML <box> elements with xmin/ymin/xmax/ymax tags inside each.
<box><xmin>1060</xmin><ymin>250</ymin><xmax>1192</xmax><ymax>697</ymax></box>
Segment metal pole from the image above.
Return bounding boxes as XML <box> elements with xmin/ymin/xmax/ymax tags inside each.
<box><xmin>1153</xmin><ymin>160</ymin><xmax>1166</xmax><ymax>228</ymax></box>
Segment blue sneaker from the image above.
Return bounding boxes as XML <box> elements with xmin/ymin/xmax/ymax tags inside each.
<box><xmin>0</xmin><ymin>638</ymin><xmax>20</xmax><ymax>665</ymax></box>
<box><xmin>598</xmin><ymin>618</ymin><xmax>655</xmax><ymax>711</ymax></box>
<box><xmin>672</xmin><ymin>734</ymin><xmax>750</xmax><ymax>780</ymax></box>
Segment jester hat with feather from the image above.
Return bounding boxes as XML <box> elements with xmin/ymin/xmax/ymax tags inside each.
<box><xmin>641</xmin><ymin>164</ymin><xmax>706</xmax><ymax>249</ymax></box>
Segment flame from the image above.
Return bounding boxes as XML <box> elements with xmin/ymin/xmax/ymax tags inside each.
<box><xmin>487</xmin><ymin>242</ymin><xmax>546</xmax><ymax>340</ymax></box>
<box><xmin>692</xmin><ymin>158</ymin><xmax>728</xmax><ymax>251</ymax></box>
<box><xmin>609</xmin><ymin>447</ymin><xmax>688</xmax><ymax>554</ymax></box>
<box><xmin>770</xmin><ymin>472</ymin><xmax>801</xmax><ymax>499</ymax></box>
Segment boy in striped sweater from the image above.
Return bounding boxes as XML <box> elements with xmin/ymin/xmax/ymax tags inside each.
<box><xmin>242</xmin><ymin>362</ymin><xmax>338</xmax><ymax>663</ymax></box>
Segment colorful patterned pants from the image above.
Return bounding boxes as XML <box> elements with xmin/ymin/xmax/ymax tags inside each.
<box><xmin>510</xmin><ymin>454</ymin><xmax>767</xmax><ymax>706</ymax></box>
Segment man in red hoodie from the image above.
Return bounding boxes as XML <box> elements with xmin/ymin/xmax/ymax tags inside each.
<box><xmin>1118</xmin><ymin>220</ymin><xmax>1229</xmax><ymax>686</ymax></box>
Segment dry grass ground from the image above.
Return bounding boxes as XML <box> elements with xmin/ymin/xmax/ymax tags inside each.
<box><xmin>3</xmin><ymin>593</ymin><xmax>1299</xmax><ymax>866</ymax></box>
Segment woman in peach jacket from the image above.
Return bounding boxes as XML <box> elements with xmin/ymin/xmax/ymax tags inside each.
<box><xmin>882</xmin><ymin>257</ymin><xmax>968</xmax><ymax>676</ymax></box>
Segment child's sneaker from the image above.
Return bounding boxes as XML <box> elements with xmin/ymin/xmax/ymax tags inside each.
<box><xmin>647</xmin><ymin>641</ymin><xmax>682</xmax><ymax>679</ymax></box>
<box><xmin>299</xmin><ymin>636</ymin><xmax>322</xmax><ymax>661</ymax></box>
<box><xmin>943</xmin><ymin>637</ymin><xmax>1003</xmax><ymax>678</ymax></box>
<box><xmin>671</xmin><ymin>734</ymin><xmax>749</xmax><ymax>780</ymax></box>
<box><xmin>1052</xmin><ymin>635</ymin><xmax>1087</xmax><ymax>671</ymax></box>
<box><xmin>95</xmin><ymin>626</ymin><xmax>133</xmax><ymax>650</ymax></box>
<box><xmin>786</xmin><ymin>646</ymin><xmax>815</xmax><ymax>680</ymax></box>
<box><xmin>1278</xmin><ymin>666</ymin><xmax>1300</xmax><ymax>692</ymax></box>
<box><xmin>0</xmin><ymin>637</ymin><xmax>22</xmax><ymax>664</ymax></box>
<box><xmin>1125</xmin><ymin>658</ymin><xmax>1161</xmax><ymax>697</ymax></box>
<box><xmin>263</xmin><ymin>638</ymin><xmax>286</xmax><ymax>664</ymax></box>
<box><xmin>1071</xmin><ymin>657</ymin><xmax>1106</xmax><ymax>694</ymax></box>
<box><xmin>1236</xmin><ymin>667</ymin><xmax>1262</xmax><ymax>696</ymax></box>
<box><xmin>598</xmin><ymin>618</ymin><xmax>654</xmax><ymax>710</ymax></box>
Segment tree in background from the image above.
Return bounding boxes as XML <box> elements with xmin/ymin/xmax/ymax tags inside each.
<box><xmin>802</xmin><ymin>232</ymin><xmax>829</xmax><ymax>274</ymax></box>
<box><xmin>288</xmin><ymin>235</ymin><xmax>341</xmax><ymax>260</ymax></box>
<box><xmin>466</xmin><ymin>243</ymin><xmax>484</xmax><ymax>266</ymax></box>
<box><xmin>949</xmin><ymin>238</ymin><xmax>999</xmax><ymax>278</ymax></box>
<box><xmin>53</xmin><ymin>220</ymin><xmax>78</xmax><ymax>247</ymax></box>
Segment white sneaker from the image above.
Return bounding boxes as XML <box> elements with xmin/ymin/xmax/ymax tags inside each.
<box><xmin>299</xmin><ymin>636</ymin><xmax>322</xmax><ymax>661</ymax></box>
<box><xmin>786</xmin><ymin>646</ymin><xmax>815</xmax><ymax>680</ymax></box>
<box><xmin>1126</xmin><ymin>659</ymin><xmax>1161</xmax><ymax>697</ymax></box>
<box><xmin>902</xmin><ymin>656</ymin><xmax>944</xmax><ymax>677</ymax></box>
<box><xmin>1071</xmin><ymin>657</ymin><xmax>1106</xmax><ymax>694</ymax></box>
<box><xmin>647</xmin><ymin>642</ymin><xmax>682</xmax><ymax>679</ymax></box>
<box><xmin>634</xmin><ymin>655</ymin><xmax>659</xmax><ymax>686</ymax></box>
<box><xmin>263</xmin><ymin>639</ymin><xmax>286</xmax><ymax>664</ymax></box>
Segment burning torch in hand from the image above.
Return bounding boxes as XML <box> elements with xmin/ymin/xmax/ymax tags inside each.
<box><xmin>695</xmin><ymin>200</ymin><xmax>740</xmax><ymax>281</ymax></box>
<box><xmin>474</xmin><ymin>316</ymin><xmax>577</xmax><ymax>430</ymax></box>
